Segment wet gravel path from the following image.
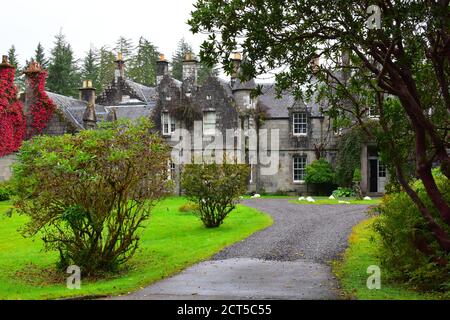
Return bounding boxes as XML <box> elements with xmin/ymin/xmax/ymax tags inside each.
<box><xmin>213</xmin><ymin>199</ymin><xmax>369</xmax><ymax>263</ymax></box>
<box><xmin>108</xmin><ymin>199</ymin><xmax>369</xmax><ymax>300</ymax></box>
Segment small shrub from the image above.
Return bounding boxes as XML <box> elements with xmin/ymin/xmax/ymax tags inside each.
<box><xmin>305</xmin><ymin>158</ymin><xmax>336</xmax><ymax>195</ymax></box>
<box><xmin>181</xmin><ymin>161</ymin><xmax>249</xmax><ymax>228</ymax></box>
<box><xmin>0</xmin><ymin>181</ymin><xmax>13</xmax><ymax>201</ymax></box>
<box><xmin>332</xmin><ymin>187</ymin><xmax>355</xmax><ymax>198</ymax></box>
<box><xmin>373</xmin><ymin>168</ymin><xmax>450</xmax><ymax>291</ymax></box>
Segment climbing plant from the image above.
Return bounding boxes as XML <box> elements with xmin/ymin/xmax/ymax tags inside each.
<box><xmin>335</xmin><ymin>128</ymin><xmax>363</xmax><ymax>187</ymax></box>
<box><xmin>0</xmin><ymin>61</ymin><xmax>26</xmax><ymax>157</ymax></box>
<box><xmin>26</xmin><ymin>65</ymin><xmax>57</xmax><ymax>135</ymax></box>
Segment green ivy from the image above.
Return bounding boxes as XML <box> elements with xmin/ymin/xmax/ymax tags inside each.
<box><xmin>335</xmin><ymin>129</ymin><xmax>363</xmax><ymax>187</ymax></box>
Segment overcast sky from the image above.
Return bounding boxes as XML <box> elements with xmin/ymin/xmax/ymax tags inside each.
<box><xmin>0</xmin><ymin>0</ymin><xmax>206</xmax><ymax>65</ymax></box>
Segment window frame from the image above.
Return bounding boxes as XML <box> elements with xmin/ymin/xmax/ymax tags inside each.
<box><xmin>162</xmin><ymin>112</ymin><xmax>176</xmax><ymax>136</ymax></box>
<box><xmin>293</xmin><ymin>155</ymin><xmax>307</xmax><ymax>183</ymax></box>
<box><xmin>203</xmin><ymin>111</ymin><xmax>216</xmax><ymax>136</ymax></box>
<box><xmin>292</xmin><ymin>112</ymin><xmax>308</xmax><ymax>136</ymax></box>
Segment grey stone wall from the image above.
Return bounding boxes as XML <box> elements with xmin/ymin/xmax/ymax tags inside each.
<box><xmin>0</xmin><ymin>154</ymin><xmax>17</xmax><ymax>181</ymax></box>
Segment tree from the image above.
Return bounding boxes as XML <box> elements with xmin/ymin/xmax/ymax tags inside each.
<box><xmin>47</xmin><ymin>32</ymin><xmax>80</xmax><ymax>97</ymax></box>
<box><xmin>172</xmin><ymin>38</ymin><xmax>193</xmax><ymax>81</ymax></box>
<box><xmin>7</xmin><ymin>45</ymin><xmax>19</xmax><ymax>70</ymax></box>
<box><xmin>128</xmin><ymin>37</ymin><xmax>159</xmax><ymax>86</ymax></box>
<box><xmin>13</xmin><ymin>118</ymin><xmax>172</xmax><ymax>275</ymax></box>
<box><xmin>7</xmin><ymin>45</ymin><xmax>24</xmax><ymax>90</ymax></box>
<box><xmin>81</xmin><ymin>47</ymin><xmax>100</xmax><ymax>92</ymax></box>
<box><xmin>189</xmin><ymin>1</ymin><xmax>450</xmax><ymax>253</ymax></box>
<box><xmin>181</xmin><ymin>161</ymin><xmax>249</xmax><ymax>228</ymax></box>
<box><xmin>98</xmin><ymin>46</ymin><xmax>116</xmax><ymax>91</ymax></box>
<box><xmin>34</xmin><ymin>43</ymin><xmax>48</xmax><ymax>69</ymax></box>
<box><xmin>114</xmin><ymin>36</ymin><xmax>134</xmax><ymax>60</ymax></box>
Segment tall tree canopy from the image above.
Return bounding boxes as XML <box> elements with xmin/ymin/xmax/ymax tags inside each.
<box><xmin>128</xmin><ymin>37</ymin><xmax>159</xmax><ymax>87</ymax></box>
<box><xmin>189</xmin><ymin>1</ymin><xmax>450</xmax><ymax>252</ymax></box>
<box><xmin>47</xmin><ymin>32</ymin><xmax>80</xmax><ymax>97</ymax></box>
<box><xmin>34</xmin><ymin>43</ymin><xmax>48</xmax><ymax>69</ymax></box>
<box><xmin>81</xmin><ymin>47</ymin><xmax>101</xmax><ymax>92</ymax></box>
<box><xmin>172</xmin><ymin>38</ymin><xmax>193</xmax><ymax>81</ymax></box>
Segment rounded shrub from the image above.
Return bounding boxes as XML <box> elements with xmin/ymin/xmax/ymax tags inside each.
<box><xmin>305</xmin><ymin>158</ymin><xmax>336</xmax><ymax>195</ymax></box>
<box><xmin>373</xmin><ymin>169</ymin><xmax>450</xmax><ymax>291</ymax></box>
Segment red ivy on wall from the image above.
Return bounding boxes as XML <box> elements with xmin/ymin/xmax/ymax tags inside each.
<box><xmin>0</xmin><ymin>66</ymin><xmax>26</xmax><ymax>157</ymax></box>
<box><xmin>27</xmin><ymin>70</ymin><xmax>56</xmax><ymax>135</ymax></box>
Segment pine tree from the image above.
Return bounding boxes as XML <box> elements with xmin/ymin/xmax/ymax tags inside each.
<box><xmin>98</xmin><ymin>46</ymin><xmax>116</xmax><ymax>91</ymax></box>
<box><xmin>34</xmin><ymin>43</ymin><xmax>48</xmax><ymax>69</ymax></box>
<box><xmin>128</xmin><ymin>37</ymin><xmax>159</xmax><ymax>86</ymax></box>
<box><xmin>47</xmin><ymin>32</ymin><xmax>80</xmax><ymax>97</ymax></box>
<box><xmin>171</xmin><ymin>38</ymin><xmax>193</xmax><ymax>81</ymax></box>
<box><xmin>114</xmin><ymin>36</ymin><xmax>135</xmax><ymax>60</ymax></box>
<box><xmin>7</xmin><ymin>45</ymin><xmax>19</xmax><ymax>70</ymax></box>
<box><xmin>81</xmin><ymin>47</ymin><xmax>100</xmax><ymax>91</ymax></box>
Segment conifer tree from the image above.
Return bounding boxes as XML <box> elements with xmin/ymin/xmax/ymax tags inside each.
<box><xmin>128</xmin><ymin>37</ymin><xmax>159</xmax><ymax>86</ymax></box>
<box><xmin>47</xmin><ymin>32</ymin><xmax>80</xmax><ymax>97</ymax></box>
<box><xmin>81</xmin><ymin>47</ymin><xmax>101</xmax><ymax>92</ymax></box>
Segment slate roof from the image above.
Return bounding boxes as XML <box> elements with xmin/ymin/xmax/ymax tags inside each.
<box><xmin>232</xmin><ymin>78</ymin><xmax>257</xmax><ymax>91</ymax></box>
<box><xmin>124</xmin><ymin>80</ymin><xmax>157</xmax><ymax>107</ymax></box>
<box><xmin>257</xmin><ymin>84</ymin><xmax>325</xmax><ymax>118</ymax></box>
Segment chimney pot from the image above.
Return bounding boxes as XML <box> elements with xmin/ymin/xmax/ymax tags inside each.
<box><xmin>2</xmin><ymin>55</ymin><xmax>8</xmax><ymax>64</ymax></box>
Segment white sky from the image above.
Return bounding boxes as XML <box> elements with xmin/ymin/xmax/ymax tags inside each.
<box><xmin>0</xmin><ymin>0</ymin><xmax>206</xmax><ymax>65</ymax></box>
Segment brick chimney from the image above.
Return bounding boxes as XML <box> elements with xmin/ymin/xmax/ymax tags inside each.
<box><xmin>156</xmin><ymin>54</ymin><xmax>169</xmax><ymax>84</ymax></box>
<box><xmin>114</xmin><ymin>53</ymin><xmax>125</xmax><ymax>82</ymax></box>
<box><xmin>80</xmin><ymin>80</ymin><xmax>97</xmax><ymax>129</ymax></box>
<box><xmin>182</xmin><ymin>52</ymin><xmax>198</xmax><ymax>93</ymax></box>
<box><xmin>230</xmin><ymin>52</ymin><xmax>242</xmax><ymax>87</ymax></box>
<box><xmin>79</xmin><ymin>80</ymin><xmax>96</xmax><ymax>105</ymax></box>
<box><xmin>23</xmin><ymin>61</ymin><xmax>44</xmax><ymax>128</ymax></box>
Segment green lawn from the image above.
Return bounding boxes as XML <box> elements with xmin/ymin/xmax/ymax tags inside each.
<box><xmin>333</xmin><ymin>217</ymin><xmax>447</xmax><ymax>300</ymax></box>
<box><xmin>0</xmin><ymin>198</ymin><xmax>272</xmax><ymax>300</ymax></box>
<box><xmin>290</xmin><ymin>197</ymin><xmax>382</xmax><ymax>205</ymax></box>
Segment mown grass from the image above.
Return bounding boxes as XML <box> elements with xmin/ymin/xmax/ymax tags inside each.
<box><xmin>333</xmin><ymin>217</ymin><xmax>446</xmax><ymax>300</ymax></box>
<box><xmin>0</xmin><ymin>197</ymin><xmax>272</xmax><ymax>300</ymax></box>
<box><xmin>290</xmin><ymin>197</ymin><xmax>382</xmax><ymax>205</ymax></box>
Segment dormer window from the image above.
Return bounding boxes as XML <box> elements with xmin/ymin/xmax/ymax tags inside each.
<box><xmin>162</xmin><ymin>112</ymin><xmax>176</xmax><ymax>135</ymax></box>
<box><xmin>203</xmin><ymin>111</ymin><xmax>216</xmax><ymax>136</ymax></box>
<box><xmin>293</xmin><ymin>112</ymin><xmax>308</xmax><ymax>136</ymax></box>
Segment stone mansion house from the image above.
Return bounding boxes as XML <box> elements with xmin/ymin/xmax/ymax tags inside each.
<box><xmin>0</xmin><ymin>53</ymin><xmax>388</xmax><ymax>196</ymax></box>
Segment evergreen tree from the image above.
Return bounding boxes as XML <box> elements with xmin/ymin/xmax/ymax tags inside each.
<box><xmin>128</xmin><ymin>37</ymin><xmax>159</xmax><ymax>86</ymax></box>
<box><xmin>47</xmin><ymin>32</ymin><xmax>80</xmax><ymax>97</ymax></box>
<box><xmin>7</xmin><ymin>45</ymin><xmax>19</xmax><ymax>70</ymax></box>
<box><xmin>81</xmin><ymin>47</ymin><xmax>101</xmax><ymax>92</ymax></box>
<box><xmin>114</xmin><ymin>36</ymin><xmax>135</xmax><ymax>60</ymax></box>
<box><xmin>34</xmin><ymin>43</ymin><xmax>48</xmax><ymax>69</ymax></box>
<box><xmin>98</xmin><ymin>46</ymin><xmax>116</xmax><ymax>91</ymax></box>
<box><xmin>198</xmin><ymin>61</ymin><xmax>218</xmax><ymax>85</ymax></box>
<box><xmin>171</xmin><ymin>38</ymin><xmax>193</xmax><ymax>81</ymax></box>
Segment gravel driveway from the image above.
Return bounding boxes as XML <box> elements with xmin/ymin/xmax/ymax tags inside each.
<box><xmin>108</xmin><ymin>199</ymin><xmax>369</xmax><ymax>300</ymax></box>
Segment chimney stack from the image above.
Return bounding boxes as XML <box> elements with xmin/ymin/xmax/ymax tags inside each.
<box><xmin>114</xmin><ymin>53</ymin><xmax>125</xmax><ymax>82</ymax></box>
<box><xmin>182</xmin><ymin>52</ymin><xmax>198</xmax><ymax>90</ymax></box>
<box><xmin>230</xmin><ymin>52</ymin><xmax>242</xmax><ymax>87</ymax></box>
<box><xmin>156</xmin><ymin>54</ymin><xmax>169</xmax><ymax>84</ymax></box>
<box><xmin>80</xmin><ymin>80</ymin><xmax>97</xmax><ymax>129</ymax></box>
<box><xmin>23</xmin><ymin>61</ymin><xmax>44</xmax><ymax>119</ymax></box>
<box><xmin>79</xmin><ymin>80</ymin><xmax>96</xmax><ymax>105</ymax></box>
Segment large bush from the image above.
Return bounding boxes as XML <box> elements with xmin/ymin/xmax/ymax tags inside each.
<box><xmin>373</xmin><ymin>169</ymin><xmax>450</xmax><ymax>291</ymax></box>
<box><xmin>305</xmin><ymin>158</ymin><xmax>336</xmax><ymax>195</ymax></box>
<box><xmin>13</xmin><ymin>118</ymin><xmax>172</xmax><ymax>275</ymax></box>
<box><xmin>181</xmin><ymin>161</ymin><xmax>249</xmax><ymax>228</ymax></box>
<box><xmin>0</xmin><ymin>181</ymin><xmax>13</xmax><ymax>201</ymax></box>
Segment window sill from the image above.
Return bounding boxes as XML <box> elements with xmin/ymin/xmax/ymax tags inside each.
<box><xmin>293</xmin><ymin>180</ymin><xmax>306</xmax><ymax>184</ymax></box>
<box><xmin>293</xmin><ymin>134</ymin><xmax>308</xmax><ymax>137</ymax></box>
